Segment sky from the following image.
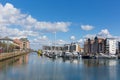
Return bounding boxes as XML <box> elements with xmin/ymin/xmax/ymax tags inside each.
<box><xmin>0</xmin><ymin>0</ymin><xmax>120</xmax><ymax>50</ymax></box>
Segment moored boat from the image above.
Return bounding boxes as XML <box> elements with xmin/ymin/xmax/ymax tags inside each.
<box><xmin>37</xmin><ymin>50</ymin><xmax>42</xmax><ymax>56</ymax></box>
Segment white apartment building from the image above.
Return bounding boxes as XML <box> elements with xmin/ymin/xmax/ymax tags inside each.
<box><xmin>70</xmin><ymin>43</ymin><xmax>81</xmax><ymax>52</ymax></box>
<box><xmin>64</xmin><ymin>43</ymin><xmax>81</xmax><ymax>52</ymax></box>
<box><xmin>64</xmin><ymin>44</ymin><xmax>71</xmax><ymax>52</ymax></box>
<box><xmin>106</xmin><ymin>38</ymin><xmax>117</xmax><ymax>55</ymax></box>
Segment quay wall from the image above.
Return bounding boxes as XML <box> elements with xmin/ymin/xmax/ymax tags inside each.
<box><xmin>0</xmin><ymin>51</ymin><xmax>30</xmax><ymax>61</ymax></box>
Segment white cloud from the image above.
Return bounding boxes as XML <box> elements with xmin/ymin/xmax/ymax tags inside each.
<box><xmin>0</xmin><ymin>3</ymin><xmax>71</xmax><ymax>33</ymax></box>
<box><xmin>78</xmin><ymin>39</ymin><xmax>84</xmax><ymax>43</ymax></box>
<box><xmin>56</xmin><ymin>40</ymin><xmax>68</xmax><ymax>45</ymax></box>
<box><xmin>30</xmin><ymin>36</ymin><xmax>68</xmax><ymax>49</ymax></box>
<box><xmin>35</xmin><ymin>22</ymin><xmax>71</xmax><ymax>32</ymax></box>
<box><xmin>0</xmin><ymin>2</ymin><xmax>71</xmax><ymax>50</ymax></box>
<box><xmin>84</xmin><ymin>29</ymin><xmax>114</xmax><ymax>39</ymax></box>
<box><xmin>38</xmin><ymin>35</ymin><xmax>48</xmax><ymax>41</ymax></box>
<box><xmin>0</xmin><ymin>26</ymin><xmax>39</xmax><ymax>39</ymax></box>
<box><xmin>30</xmin><ymin>36</ymin><xmax>49</xmax><ymax>49</ymax></box>
<box><xmin>84</xmin><ymin>34</ymin><xmax>96</xmax><ymax>39</ymax></box>
<box><xmin>31</xmin><ymin>35</ymin><xmax>67</xmax><ymax>49</ymax></box>
<box><xmin>81</xmin><ymin>25</ymin><xmax>94</xmax><ymax>31</ymax></box>
<box><xmin>77</xmin><ymin>39</ymin><xmax>86</xmax><ymax>47</ymax></box>
<box><xmin>98</xmin><ymin>29</ymin><xmax>112</xmax><ymax>38</ymax></box>
<box><xmin>70</xmin><ymin>36</ymin><xmax>76</xmax><ymax>40</ymax></box>
<box><xmin>32</xmin><ymin>36</ymin><xmax>49</xmax><ymax>44</ymax></box>
<box><xmin>33</xmin><ymin>35</ymin><xmax>49</xmax><ymax>43</ymax></box>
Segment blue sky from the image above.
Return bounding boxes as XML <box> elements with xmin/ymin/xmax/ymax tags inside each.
<box><xmin>0</xmin><ymin>0</ymin><xmax>120</xmax><ymax>49</ymax></box>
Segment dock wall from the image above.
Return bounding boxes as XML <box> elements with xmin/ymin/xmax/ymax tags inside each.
<box><xmin>0</xmin><ymin>51</ymin><xmax>29</xmax><ymax>61</ymax></box>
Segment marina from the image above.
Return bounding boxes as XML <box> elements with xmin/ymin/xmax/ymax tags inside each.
<box><xmin>0</xmin><ymin>52</ymin><xmax>120</xmax><ymax>80</ymax></box>
<box><xmin>42</xmin><ymin>50</ymin><xmax>119</xmax><ymax>60</ymax></box>
<box><xmin>0</xmin><ymin>1</ymin><xmax>120</xmax><ymax>80</ymax></box>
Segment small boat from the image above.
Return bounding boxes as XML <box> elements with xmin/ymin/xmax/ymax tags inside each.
<box><xmin>37</xmin><ymin>50</ymin><xmax>42</xmax><ymax>56</ymax></box>
<box><xmin>62</xmin><ymin>52</ymin><xmax>73</xmax><ymax>59</ymax></box>
<box><xmin>95</xmin><ymin>53</ymin><xmax>118</xmax><ymax>59</ymax></box>
<box><xmin>48</xmin><ymin>52</ymin><xmax>56</xmax><ymax>58</ymax></box>
<box><xmin>72</xmin><ymin>52</ymin><xmax>81</xmax><ymax>58</ymax></box>
<box><xmin>82</xmin><ymin>55</ymin><xmax>91</xmax><ymax>59</ymax></box>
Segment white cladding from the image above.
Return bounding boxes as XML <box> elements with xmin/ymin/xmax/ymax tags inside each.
<box><xmin>108</xmin><ymin>39</ymin><xmax>117</xmax><ymax>55</ymax></box>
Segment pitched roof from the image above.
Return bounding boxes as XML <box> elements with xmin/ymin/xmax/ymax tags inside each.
<box><xmin>0</xmin><ymin>37</ymin><xmax>13</xmax><ymax>41</ymax></box>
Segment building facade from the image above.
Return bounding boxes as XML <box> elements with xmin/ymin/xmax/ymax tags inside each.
<box><xmin>64</xmin><ymin>44</ymin><xmax>71</xmax><ymax>52</ymax></box>
<box><xmin>0</xmin><ymin>37</ymin><xmax>14</xmax><ymax>53</ymax></box>
<box><xmin>42</xmin><ymin>46</ymin><xmax>63</xmax><ymax>52</ymax></box>
<box><xmin>42</xmin><ymin>42</ymin><xmax>82</xmax><ymax>53</ymax></box>
<box><xmin>84</xmin><ymin>37</ymin><xmax>118</xmax><ymax>55</ymax></box>
<box><xmin>105</xmin><ymin>38</ymin><xmax>117</xmax><ymax>55</ymax></box>
<box><xmin>118</xmin><ymin>42</ymin><xmax>120</xmax><ymax>54</ymax></box>
<box><xmin>84</xmin><ymin>37</ymin><xmax>105</xmax><ymax>55</ymax></box>
<box><xmin>70</xmin><ymin>43</ymin><xmax>81</xmax><ymax>52</ymax></box>
<box><xmin>14</xmin><ymin>38</ymin><xmax>30</xmax><ymax>50</ymax></box>
<box><xmin>64</xmin><ymin>43</ymin><xmax>81</xmax><ymax>52</ymax></box>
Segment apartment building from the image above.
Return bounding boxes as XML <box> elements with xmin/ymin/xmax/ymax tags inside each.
<box><xmin>84</xmin><ymin>37</ymin><xmax>105</xmax><ymax>55</ymax></box>
<box><xmin>14</xmin><ymin>38</ymin><xmax>30</xmax><ymax>50</ymax></box>
<box><xmin>84</xmin><ymin>37</ymin><xmax>117</xmax><ymax>55</ymax></box>
<box><xmin>105</xmin><ymin>38</ymin><xmax>117</xmax><ymax>55</ymax></box>
<box><xmin>64</xmin><ymin>43</ymin><xmax>81</xmax><ymax>52</ymax></box>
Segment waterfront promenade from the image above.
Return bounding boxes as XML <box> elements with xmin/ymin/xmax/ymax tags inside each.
<box><xmin>0</xmin><ymin>51</ymin><xmax>29</xmax><ymax>61</ymax></box>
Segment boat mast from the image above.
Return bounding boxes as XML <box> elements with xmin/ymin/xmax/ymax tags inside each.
<box><xmin>54</xmin><ymin>32</ymin><xmax>56</xmax><ymax>53</ymax></box>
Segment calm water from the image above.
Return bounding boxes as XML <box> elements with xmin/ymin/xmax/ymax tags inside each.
<box><xmin>0</xmin><ymin>52</ymin><xmax>120</xmax><ymax>80</ymax></box>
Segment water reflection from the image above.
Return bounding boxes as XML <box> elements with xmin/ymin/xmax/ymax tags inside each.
<box><xmin>0</xmin><ymin>53</ymin><xmax>120</xmax><ymax>80</ymax></box>
<box><xmin>0</xmin><ymin>54</ymin><xmax>28</xmax><ymax>70</ymax></box>
<box><xmin>83</xmin><ymin>59</ymin><xmax>119</xmax><ymax>67</ymax></box>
